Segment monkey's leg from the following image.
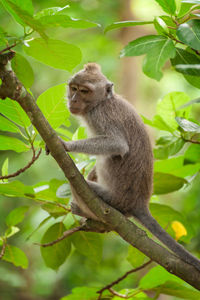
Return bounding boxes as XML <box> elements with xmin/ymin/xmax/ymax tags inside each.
<box><xmin>87</xmin><ymin>166</ymin><xmax>97</xmax><ymax>182</ymax></box>
<box><xmin>86</xmin><ymin>180</ymin><xmax>113</xmax><ymax>206</ymax></box>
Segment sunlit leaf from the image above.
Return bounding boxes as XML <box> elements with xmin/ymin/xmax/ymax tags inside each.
<box><xmin>24</xmin><ymin>38</ymin><xmax>82</xmax><ymax>71</ymax></box>
<box><xmin>174</xmin><ymin>64</ymin><xmax>200</xmax><ymax>76</ymax></box>
<box><xmin>177</xmin><ymin>20</ymin><xmax>200</xmax><ymax>51</ymax></box>
<box><xmin>37</xmin><ymin>83</ymin><xmax>69</xmax><ymax>129</ymax></box>
<box><xmin>153</xmin><ymin>173</ymin><xmax>187</xmax><ymax>194</ymax></box>
<box><xmin>0</xmin><ymin>98</ymin><xmax>31</xmax><ymax>127</ymax></box>
<box><xmin>104</xmin><ymin>21</ymin><xmax>153</xmax><ymax>33</ymax></box>
<box><xmin>5</xmin><ymin>226</ymin><xmax>20</xmax><ymax>238</ymax></box>
<box><xmin>154</xmin><ymin>137</ymin><xmax>185</xmax><ymax>159</ymax></box>
<box><xmin>176</xmin><ymin>117</ymin><xmax>200</xmax><ymax>132</ymax></box>
<box><xmin>154</xmin><ymin>0</ymin><xmax>176</xmax><ymax>15</ymax></box>
<box><xmin>11</xmin><ymin>53</ymin><xmax>34</xmax><ymax>88</ymax></box>
<box><xmin>3</xmin><ymin>244</ymin><xmax>28</xmax><ymax>269</ymax></box>
<box><xmin>0</xmin><ymin>136</ymin><xmax>29</xmax><ymax>153</ymax></box>
<box><xmin>0</xmin><ymin>181</ymin><xmax>34</xmax><ymax>198</ymax></box>
<box><xmin>61</xmin><ymin>287</ymin><xmax>99</xmax><ymax>300</ymax></box>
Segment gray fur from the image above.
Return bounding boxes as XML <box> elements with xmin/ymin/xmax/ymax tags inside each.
<box><xmin>63</xmin><ymin>63</ymin><xmax>200</xmax><ymax>271</ymax></box>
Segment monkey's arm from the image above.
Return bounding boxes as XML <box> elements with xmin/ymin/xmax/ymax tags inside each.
<box><xmin>61</xmin><ymin>135</ymin><xmax>129</xmax><ymax>156</ymax></box>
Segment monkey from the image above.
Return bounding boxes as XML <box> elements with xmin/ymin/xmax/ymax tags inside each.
<box><xmin>58</xmin><ymin>63</ymin><xmax>200</xmax><ymax>271</ymax></box>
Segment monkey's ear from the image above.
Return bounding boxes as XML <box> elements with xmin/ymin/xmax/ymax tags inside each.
<box><xmin>106</xmin><ymin>82</ymin><xmax>113</xmax><ymax>99</ymax></box>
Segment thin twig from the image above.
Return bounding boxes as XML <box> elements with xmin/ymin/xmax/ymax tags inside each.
<box><xmin>34</xmin><ymin>225</ymin><xmax>83</xmax><ymax>247</ymax></box>
<box><xmin>0</xmin><ymin>146</ymin><xmax>42</xmax><ymax>180</ymax></box>
<box><xmin>97</xmin><ymin>260</ymin><xmax>152</xmax><ymax>299</ymax></box>
<box><xmin>183</xmin><ymin>138</ymin><xmax>200</xmax><ymax>145</ymax></box>
<box><xmin>108</xmin><ymin>288</ymin><xmax>141</xmax><ymax>299</ymax></box>
<box><xmin>0</xmin><ymin>42</ymin><xmax>17</xmax><ymax>55</ymax></box>
<box><xmin>0</xmin><ymin>239</ymin><xmax>7</xmax><ymax>260</ymax></box>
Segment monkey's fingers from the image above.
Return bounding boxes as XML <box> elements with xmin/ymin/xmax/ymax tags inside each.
<box><xmin>45</xmin><ymin>144</ymin><xmax>50</xmax><ymax>155</ymax></box>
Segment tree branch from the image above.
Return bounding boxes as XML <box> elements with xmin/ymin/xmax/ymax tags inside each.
<box><xmin>0</xmin><ymin>52</ymin><xmax>200</xmax><ymax>290</ymax></box>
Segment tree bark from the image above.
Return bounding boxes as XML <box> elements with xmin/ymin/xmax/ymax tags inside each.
<box><xmin>0</xmin><ymin>53</ymin><xmax>200</xmax><ymax>290</ymax></box>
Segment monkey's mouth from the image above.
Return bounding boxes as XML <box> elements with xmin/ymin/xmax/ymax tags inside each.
<box><xmin>69</xmin><ymin>106</ymin><xmax>80</xmax><ymax>114</ymax></box>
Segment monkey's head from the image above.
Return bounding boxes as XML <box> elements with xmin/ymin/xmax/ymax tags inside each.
<box><xmin>67</xmin><ymin>63</ymin><xmax>113</xmax><ymax>115</ymax></box>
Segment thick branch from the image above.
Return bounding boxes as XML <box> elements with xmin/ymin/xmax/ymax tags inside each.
<box><xmin>0</xmin><ymin>54</ymin><xmax>200</xmax><ymax>290</ymax></box>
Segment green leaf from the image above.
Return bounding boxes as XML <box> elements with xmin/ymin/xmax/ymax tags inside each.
<box><xmin>104</xmin><ymin>21</ymin><xmax>153</xmax><ymax>33</ymax></box>
<box><xmin>184</xmin><ymin>144</ymin><xmax>200</xmax><ymax>163</ymax></box>
<box><xmin>154</xmin><ymin>137</ymin><xmax>185</xmax><ymax>159</ymax></box>
<box><xmin>153</xmin><ymin>281</ymin><xmax>200</xmax><ymax>299</ymax></box>
<box><xmin>71</xmin><ymin>232</ymin><xmax>102</xmax><ymax>263</ymax></box>
<box><xmin>0</xmin><ymin>181</ymin><xmax>34</xmax><ymax>198</ymax></box>
<box><xmin>3</xmin><ymin>244</ymin><xmax>28</xmax><ymax>269</ymax></box>
<box><xmin>34</xmin><ymin>179</ymin><xmax>69</xmax><ymax>203</ymax></box>
<box><xmin>26</xmin><ymin>216</ymin><xmax>52</xmax><ymax>241</ymax></box>
<box><xmin>154</xmin><ymin>0</ymin><xmax>176</xmax><ymax>15</ymax></box>
<box><xmin>176</xmin><ymin>117</ymin><xmax>200</xmax><ymax>132</ymax></box>
<box><xmin>156</xmin><ymin>91</ymin><xmax>191</xmax><ymax>130</ymax></box>
<box><xmin>153</xmin><ymin>17</ymin><xmax>169</xmax><ymax>35</ymax></box>
<box><xmin>174</xmin><ymin>63</ymin><xmax>200</xmax><ymax>76</ymax></box>
<box><xmin>23</xmin><ymin>38</ymin><xmax>82</xmax><ymax>71</ymax></box>
<box><xmin>127</xmin><ymin>246</ymin><xmax>147</xmax><ymax>268</ymax></box>
<box><xmin>121</xmin><ymin>35</ymin><xmax>176</xmax><ymax>80</ymax></box>
<box><xmin>0</xmin><ymin>98</ymin><xmax>31</xmax><ymax>127</ymax></box>
<box><xmin>41</xmin><ymin>203</ymin><xmax>67</xmax><ymax>218</ymax></box>
<box><xmin>38</xmin><ymin>15</ymin><xmax>99</xmax><ymax>29</ymax></box>
<box><xmin>171</xmin><ymin>47</ymin><xmax>200</xmax><ymax>88</ymax></box>
<box><xmin>34</xmin><ymin>6</ymin><xmax>70</xmax><ymax>18</ymax></box>
<box><xmin>153</xmin><ymin>172</ymin><xmax>187</xmax><ymax>194</ymax></box>
<box><xmin>182</xmin><ymin>0</ymin><xmax>200</xmax><ymax>3</ymax></box>
<box><xmin>142</xmin><ymin>114</ymin><xmax>174</xmax><ymax>133</ymax></box>
<box><xmin>61</xmin><ymin>287</ymin><xmax>99</xmax><ymax>300</ymax></box>
<box><xmin>0</xmin><ymin>115</ymin><xmax>20</xmax><ymax>133</ymax></box>
<box><xmin>5</xmin><ymin>226</ymin><xmax>20</xmax><ymax>238</ymax></box>
<box><xmin>56</xmin><ymin>183</ymin><xmax>71</xmax><ymax>198</ymax></box>
<box><xmin>6</xmin><ymin>206</ymin><xmax>29</xmax><ymax>227</ymax></box>
<box><xmin>0</xmin><ymin>136</ymin><xmax>29</xmax><ymax>153</ymax></box>
<box><xmin>40</xmin><ymin>222</ymin><xmax>71</xmax><ymax>270</ymax></box>
<box><xmin>1</xmin><ymin>0</ymin><xmax>46</xmax><ymax>39</ymax></box>
<box><xmin>37</xmin><ymin>83</ymin><xmax>69</xmax><ymax>129</ymax></box>
<box><xmin>11</xmin><ymin>53</ymin><xmax>34</xmax><ymax>88</ymax></box>
<box><xmin>72</xmin><ymin>126</ymin><xmax>88</xmax><ymax>141</ymax></box>
<box><xmin>178</xmin><ymin>97</ymin><xmax>200</xmax><ymax>108</ymax></box>
<box><xmin>1</xmin><ymin>157</ymin><xmax>8</xmax><ymax>182</ymax></box>
<box><xmin>139</xmin><ymin>265</ymin><xmax>182</xmax><ymax>290</ymax></box>
<box><xmin>177</xmin><ymin>20</ymin><xmax>200</xmax><ymax>50</ymax></box>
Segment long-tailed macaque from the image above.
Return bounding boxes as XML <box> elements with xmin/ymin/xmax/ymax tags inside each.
<box><xmin>60</xmin><ymin>63</ymin><xmax>200</xmax><ymax>271</ymax></box>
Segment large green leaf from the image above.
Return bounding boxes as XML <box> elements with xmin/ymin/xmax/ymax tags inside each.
<box><xmin>40</xmin><ymin>222</ymin><xmax>71</xmax><ymax>270</ymax></box>
<box><xmin>38</xmin><ymin>14</ymin><xmax>99</xmax><ymax>29</ymax></box>
<box><xmin>34</xmin><ymin>6</ymin><xmax>70</xmax><ymax>18</ymax></box>
<box><xmin>11</xmin><ymin>53</ymin><xmax>34</xmax><ymax>88</ymax></box>
<box><xmin>71</xmin><ymin>232</ymin><xmax>103</xmax><ymax>263</ymax></box>
<box><xmin>23</xmin><ymin>38</ymin><xmax>82</xmax><ymax>71</ymax></box>
<box><xmin>153</xmin><ymin>281</ymin><xmax>200</xmax><ymax>299</ymax></box>
<box><xmin>6</xmin><ymin>206</ymin><xmax>29</xmax><ymax>227</ymax></box>
<box><xmin>153</xmin><ymin>172</ymin><xmax>187</xmax><ymax>194</ymax></box>
<box><xmin>1</xmin><ymin>0</ymin><xmax>46</xmax><ymax>38</ymax></box>
<box><xmin>176</xmin><ymin>117</ymin><xmax>200</xmax><ymax>132</ymax></box>
<box><xmin>121</xmin><ymin>35</ymin><xmax>176</xmax><ymax>80</ymax></box>
<box><xmin>0</xmin><ymin>136</ymin><xmax>29</xmax><ymax>153</ymax></box>
<box><xmin>154</xmin><ymin>0</ymin><xmax>176</xmax><ymax>14</ymax></box>
<box><xmin>154</xmin><ymin>137</ymin><xmax>185</xmax><ymax>159</ymax></box>
<box><xmin>61</xmin><ymin>287</ymin><xmax>99</xmax><ymax>300</ymax></box>
<box><xmin>156</xmin><ymin>91</ymin><xmax>190</xmax><ymax>130</ymax></box>
<box><xmin>3</xmin><ymin>244</ymin><xmax>28</xmax><ymax>269</ymax></box>
<box><xmin>0</xmin><ymin>115</ymin><xmax>20</xmax><ymax>133</ymax></box>
<box><xmin>142</xmin><ymin>114</ymin><xmax>174</xmax><ymax>133</ymax></box>
<box><xmin>37</xmin><ymin>83</ymin><xmax>69</xmax><ymax>129</ymax></box>
<box><xmin>174</xmin><ymin>64</ymin><xmax>200</xmax><ymax>76</ymax></box>
<box><xmin>171</xmin><ymin>47</ymin><xmax>200</xmax><ymax>88</ymax></box>
<box><xmin>104</xmin><ymin>21</ymin><xmax>153</xmax><ymax>33</ymax></box>
<box><xmin>139</xmin><ymin>265</ymin><xmax>182</xmax><ymax>290</ymax></box>
<box><xmin>0</xmin><ymin>181</ymin><xmax>34</xmax><ymax>198</ymax></box>
<box><xmin>177</xmin><ymin>20</ymin><xmax>200</xmax><ymax>51</ymax></box>
<box><xmin>0</xmin><ymin>98</ymin><xmax>31</xmax><ymax>127</ymax></box>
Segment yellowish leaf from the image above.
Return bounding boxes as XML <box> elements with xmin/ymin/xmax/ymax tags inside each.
<box><xmin>171</xmin><ymin>221</ymin><xmax>187</xmax><ymax>241</ymax></box>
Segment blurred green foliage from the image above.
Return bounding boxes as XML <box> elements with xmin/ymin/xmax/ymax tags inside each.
<box><xmin>0</xmin><ymin>0</ymin><xmax>200</xmax><ymax>300</ymax></box>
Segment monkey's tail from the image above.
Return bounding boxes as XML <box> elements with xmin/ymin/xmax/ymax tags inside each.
<box><xmin>135</xmin><ymin>209</ymin><xmax>200</xmax><ymax>272</ymax></box>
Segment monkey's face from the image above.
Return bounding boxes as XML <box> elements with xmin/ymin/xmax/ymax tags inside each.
<box><xmin>67</xmin><ymin>83</ymin><xmax>96</xmax><ymax>115</ymax></box>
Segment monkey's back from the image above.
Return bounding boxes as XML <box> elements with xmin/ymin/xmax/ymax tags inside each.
<box><xmin>86</xmin><ymin>94</ymin><xmax>154</xmax><ymax>215</ymax></box>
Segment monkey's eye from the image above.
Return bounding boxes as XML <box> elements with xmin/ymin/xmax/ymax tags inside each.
<box><xmin>80</xmin><ymin>89</ymin><xmax>89</xmax><ymax>94</ymax></box>
<box><xmin>71</xmin><ymin>86</ymin><xmax>77</xmax><ymax>92</ymax></box>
